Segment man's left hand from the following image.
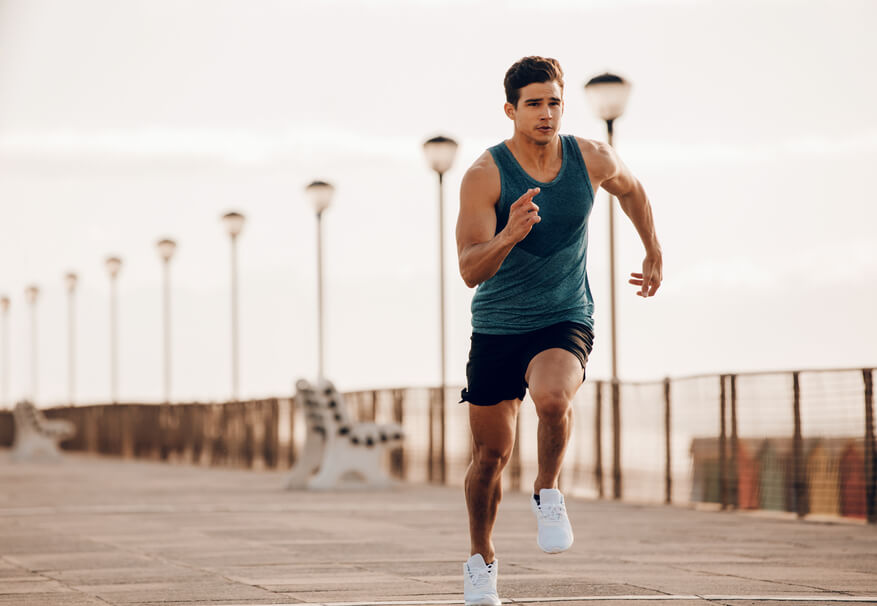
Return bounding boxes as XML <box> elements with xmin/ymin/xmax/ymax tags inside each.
<box><xmin>629</xmin><ymin>255</ymin><xmax>662</xmax><ymax>298</ymax></box>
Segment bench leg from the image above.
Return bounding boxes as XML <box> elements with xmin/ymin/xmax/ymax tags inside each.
<box><xmin>286</xmin><ymin>432</ymin><xmax>326</xmax><ymax>489</ymax></box>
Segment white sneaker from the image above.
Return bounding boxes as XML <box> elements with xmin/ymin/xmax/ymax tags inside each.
<box><xmin>530</xmin><ymin>488</ymin><xmax>574</xmax><ymax>553</ymax></box>
<box><xmin>463</xmin><ymin>553</ymin><xmax>501</xmax><ymax>606</ymax></box>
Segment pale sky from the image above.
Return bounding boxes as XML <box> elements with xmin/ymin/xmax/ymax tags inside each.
<box><xmin>1</xmin><ymin>0</ymin><xmax>875</xmax><ymax>406</ymax></box>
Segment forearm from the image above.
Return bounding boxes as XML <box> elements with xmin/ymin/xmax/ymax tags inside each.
<box><xmin>617</xmin><ymin>181</ymin><xmax>661</xmax><ymax>256</ymax></box>
<box><xmin>459</xmin><ymin>231</ymin><xmax>516</xmax><ymax>288</ymax></box>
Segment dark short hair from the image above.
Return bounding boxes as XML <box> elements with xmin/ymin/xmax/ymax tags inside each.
<box><xmin>504</xmin><ymin>56</ymin><xmax>565</xmax><ymax>107</ymax></box>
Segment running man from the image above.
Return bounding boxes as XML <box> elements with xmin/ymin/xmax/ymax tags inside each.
<box><xmin>456</xmin><ymin>56</ymin><xmax>663</xmax><ymax>605</ymax></box>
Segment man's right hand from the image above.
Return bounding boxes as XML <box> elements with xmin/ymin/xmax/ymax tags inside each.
<box><xmin>501</xmin><ymin>187</ymin><xmax>541</xmax><ymax>244</ymax></box>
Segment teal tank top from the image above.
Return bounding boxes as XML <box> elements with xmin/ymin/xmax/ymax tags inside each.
<box><xmin>471</xmin><ymin>134</ymin><xmax>596</xmax><ymax>334</ymax></box>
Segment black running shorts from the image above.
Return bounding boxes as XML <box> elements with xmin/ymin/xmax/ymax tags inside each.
<box><xmin>459</xmin><ymin>320</ymin><xmax>594</xmax><ymax>407</ymax></box>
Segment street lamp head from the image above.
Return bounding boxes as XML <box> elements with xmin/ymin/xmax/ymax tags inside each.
<box><xmin>156</xmin><ymin>238</ymin><xmax>177</xmax><ymax>262</ymax></box>
<box><xmin>584</xmin><ymin>73</ymin><xmax>632</xmax><ymax>123</ymax></box>
<box><xmin>24</xmin><ymin>285</ymin><xmax>39</xmax><ymax>304</ymax></box>
<box><xmin>0</xmin><ymin>295</ymin><xmax>9</xmax><ymax>312</ymax></box>
<box><xmin>105</xmin><ymin>256</ymin><xmax>122</xmax><ymax>278</ymax></box>
<box><xmin>305</xmin><ymin>180</ymin><xmax>335</xmax><ymax>216</ymax></box>
<box><xmin>222</xmin><ymin>211</ymin><xmax>246</xmax><ymax>238</ymax></box>
<box><xmin>64</xmin><ymin>272</ymin><xmax>78</xmax><ymax>293</ymax></box>
<box><xmin>423</xmin><ymin>135</ymin><xmax>458</xmax><ymax>175</ymax></box>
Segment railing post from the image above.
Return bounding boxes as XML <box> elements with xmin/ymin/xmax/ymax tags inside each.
<box><xmin>440</xmin><ymin>387</ymin><xmax>447</xmax><ymax>484</ymax></box>
<box><xmin>792</xmin><ymin>371</ymin><xmax>806</xmax><ymax>519</ymax></box>
<box><xmin>391</xmin><ymin>389</ymin><xmax>405</xmax><ymax>479</ymax></box>
<box><xmin>428</xmin><ymin>388</ymin><xmax>435</xmax><ymax>483</ymax></box>
<box><xmin>664</xmin><ymin>377</ymin><xmax>671</xmax><ymax>505</ymax></box>
<box><xmin>864</xmin><ymin>368</ymin><xmax>875</xmax><ymax>524</ymax></box>
<box><xmin>719</xmin><ymin>375</ymin><xmax>727</xmax><ymax>510</ymax></box>
<box><xmin>265</xmin><ymin>398</ymin><xmax>279</xmax><ymax>468</ymax></box>
<box><xmin>288</xmin><ymin>396</ymin><xmax>297</xmax><ymax>467</ymax></box>
<box><xmin>729</xmin><ymin>374</ymin><xmax>739</xmax><ymax>509</ymax></box>
<box><xmin>612</xmin><ymin>379</ymin><xmax>621</xmax><ymax>500</ymax></box>
<box><xmin>595</xmin><ymin>380</ymin><xmax>604</xmax><ymax>499</ymax></box>
<box><xmin>428</xmin><ymin>387</ymin><xmax>446</xmax><ymax>484</ymax></box>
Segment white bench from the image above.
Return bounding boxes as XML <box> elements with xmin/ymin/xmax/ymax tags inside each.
<box><xmin>286</xmin><ymin>378</ymin><xmax>404</xmax><ymax>490</ymax></box>
<box><xmin>11</xmin><ymin>401</ymin><xmax>76</xmax><ymax>462</ymax></box>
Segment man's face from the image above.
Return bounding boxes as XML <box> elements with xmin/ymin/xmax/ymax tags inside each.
<box><xmin>505</xmin><ymin>80</ymin><xmax>564</xmax><ymax>145</ymax></box>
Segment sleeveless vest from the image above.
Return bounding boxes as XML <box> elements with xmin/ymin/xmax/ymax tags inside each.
<box><xmin>470</xmin><ymin>134</ymin><xmax>596</xmax><ymax>334</ymax></box>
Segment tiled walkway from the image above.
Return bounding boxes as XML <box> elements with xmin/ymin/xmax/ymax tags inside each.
<box><xmin>1</xmin><ymin>453</ymin><xmax>875</xmax><ymax>605</ymax></box>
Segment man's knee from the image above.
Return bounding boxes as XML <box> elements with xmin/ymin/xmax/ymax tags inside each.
<box><xmin>472</xmin><ymin>444</ymin><xmax>512</xmax><ymax>477</ymax></box>
<box><xmin>531</xmin><ymin>386</ymin><xmax>572</xmax><ymax>421</ymax></box>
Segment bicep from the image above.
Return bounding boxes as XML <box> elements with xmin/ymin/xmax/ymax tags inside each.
<box><xmin>456</xmin><ymin>162</ymin><xmax>500</xmax><ymax>256</ymax></box>
<box><xmin>600</xmin><ymin>150</ymin><xmax>637</xmax><ymax>198</ymax></box>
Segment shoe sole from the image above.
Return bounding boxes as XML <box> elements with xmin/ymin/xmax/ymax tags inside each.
<box><xmin>538</xmin><ymin>541</ymin><xmax>573</xmax><ymax>554</ymax></box>
<box><xmin>539</xmin><ymin>545</ymin><xmax>572</xmax><ymax>554</ymax></box>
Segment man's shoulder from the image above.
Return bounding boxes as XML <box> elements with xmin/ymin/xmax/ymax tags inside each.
<box><xmin>571</xmin><ymin>135</ymin><xmax>611</xmax><ymax>157</ymax></box>
<box><xmin>461</xmin><ymin>149</ymin><xmax>501</xmax><ymax>202</ymax></box>
<box><xmin>463</xmin><ymin>149</ymin><xmax>500</xmax><ymax>184</ymax></box>
<box><xmin>571</xmin><ymin>135</ymin><xmax>615</xmax><ymax>181</ymax></box>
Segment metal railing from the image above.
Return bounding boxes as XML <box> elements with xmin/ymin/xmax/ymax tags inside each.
<box><xmin>1</xmin><ymin>367</ymin><xmax>873</xmax><ymax>523</ymax></box>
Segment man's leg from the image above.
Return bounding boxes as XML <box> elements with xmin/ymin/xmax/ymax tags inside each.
<box><xmin>465</xmin><ymin>398</ymin><xmax>521</xmax><ymax>563</ymax></box>
<box><xmin>525</xmin><ymin>348</ymin><xmax>584</xmax><ymax>493</ymax></box>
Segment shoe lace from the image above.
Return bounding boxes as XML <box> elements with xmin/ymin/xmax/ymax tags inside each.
<box><xmin>540</xmin><ymin>502</ymin><xmax>566</xmax><ymax>522</ymax></box>
<box><xmin>467</xmin><ymin>563</ymin><xmax>494</xmax><ymax>588</ymax></box>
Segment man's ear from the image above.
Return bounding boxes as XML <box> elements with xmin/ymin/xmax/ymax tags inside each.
<box><xmin>504</xmin><ymin>102</ymin><xmax>515</xmax><ymax>120</ymax></box>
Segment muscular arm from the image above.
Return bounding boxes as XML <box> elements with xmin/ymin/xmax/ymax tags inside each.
<box><xmin>455</xmin><ymin>152</ymin><xmax>541</xmax><ymax>288</ymax></box>
<box><xmin>579</xmin><ymin>138</ymin><xmax>663</xmax><ymax>296</ymax></box>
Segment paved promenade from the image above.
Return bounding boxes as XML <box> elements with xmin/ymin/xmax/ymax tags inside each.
<box><xmin>1</xmin><ymin>453</ymin><xmax>876</xmax><ymax>606</ymax></box>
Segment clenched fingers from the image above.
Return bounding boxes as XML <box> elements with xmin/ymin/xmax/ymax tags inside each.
<box><xmin>504</xmin><ymin>187</ymin><xmax>541</xmax><ymax>243</ymax></box>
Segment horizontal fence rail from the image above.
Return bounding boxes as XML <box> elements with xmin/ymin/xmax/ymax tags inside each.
<box><xmin>1</xmin><ymin>368</ymin><xmax>874</xmax><ymax>524</ymax></box>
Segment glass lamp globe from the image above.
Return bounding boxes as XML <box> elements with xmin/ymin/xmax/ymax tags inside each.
<box><xmin>157</xmin><ymin>238</ymin><xmax>177</xmax><ymax>262</ymax></box>
<box><xmin>584</xmin><ymin>73</ymin><xmax>632</xmax><ymax>122</ymax></box>
<box><xmin>305</xmin><ymin>181</ymin><xmax>335</xmax><ymax>215</ymax></box>
<box><xmin>423</xmin><ymin>135</ymin><xmax>458</xmax><ymax>175</ymax></box>
<box><xmin>222</xmin><ymin>212</ymin><xmax>246</xmax><ymax>237</ymax></box>
<box><xmin>105</xmin><ymin>256</ymin><xmax>122</xmax><ymax>278</ymax></box>
<box><xmin>24</xmin><ymin>285</ymin><xmax>39</xmax><ymax>304</ymax></box>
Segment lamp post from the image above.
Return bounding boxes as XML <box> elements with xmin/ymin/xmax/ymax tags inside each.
<box><xmin>222</xmin><ymin>212</ymin><xmax>245</xmax><ymax>401</ymax></box>
<box><xmin>157</xmin><ymin>239</ymin><xmax>177</xmax><ymax>404</ymax></box>
<box><xmin>423</xmin><ymin>134</ymin><xmax>458</xmax><ymax>485</ymax></box>
<box><xmin>105</xmin><ymin>256</ymin><xmax>122</xmax><ymax>404</ymax></box>
<box><xmin>24</xmin><ymin>285</ymin><xmax>39</xmax><ymax>403</ymax></box>
<box><xmin>584</xmin><ymin>72</ymin><xmax>632</xmax><ymax>501</ymax></box>
<box><xmin>304</xmin><ymin>181</ymin><xmax>334</xmax><ymax>381</ymax></box>
<box><xmin>64</xmin><ymin>272</ymin><xmax>78</xmax><ymax>406</ymax></box>
<box><xmin>584</xmin><ymin>73</ymin><xmax>632</xmax><ymax>382</ymax></box>
<box><xmin>1</xmin><ymin>295</ymin><xmax>9</xmax><ymax>407</ymax></box>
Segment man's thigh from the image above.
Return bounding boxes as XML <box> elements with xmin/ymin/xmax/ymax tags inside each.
<box><xmin>525</xmin><ymin>348</ymin><xmax>585</xmax><ymax>403</ymax></box>
<box><xmin>469</xmin><ymin>398</ymin><xmax>521</xmax><ymax>456</ymax></box>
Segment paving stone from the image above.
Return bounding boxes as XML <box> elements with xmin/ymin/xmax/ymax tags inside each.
<box><xmin>5</xmin><ymin>551</ymin><xmax>154</xmax><ymax>572</ymax></box>
<box><xmin>0</xmin><ymin>577</ymin><xmax>75</xmax><ymax>594</ymax></box>
<box><xmin>75</xmin><ymin>580</ymin><xmax>280</xmax><ymax>603</ymax></box>
<box><xmin>44</xmin><ymin>566</ymin><xmax>215</xmax><ymax>585</ymax></box>
<box><xmin>0</xmin><ymin>593</ymin><xmax>107</xmax><ymax>605</ymax></box>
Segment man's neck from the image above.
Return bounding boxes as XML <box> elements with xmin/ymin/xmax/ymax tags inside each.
<box><xmin>507</xmin><ymin>133</ymin><xmax>561</xmax><ymax>170</ymax></box>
